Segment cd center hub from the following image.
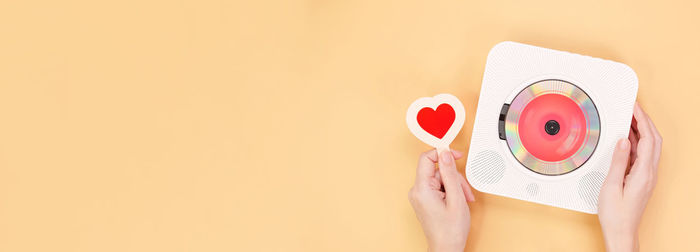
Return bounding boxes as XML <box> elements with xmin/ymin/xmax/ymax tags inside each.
<box><xmin>545</xmin><ymin>120</ymin><xmax>560</xmax><ymax>135</ymax></box>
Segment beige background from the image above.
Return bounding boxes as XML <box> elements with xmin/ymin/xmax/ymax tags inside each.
<box><xmin>0</xmin><ymin>0</ymin><xmax>698</xmax><ymax>251</ymax></box>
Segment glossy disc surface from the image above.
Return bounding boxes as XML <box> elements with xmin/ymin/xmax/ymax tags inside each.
<box><xmin>505</xmin><ymin>80</ymin><xmax>600</xmax><ymax>175</ymax></box>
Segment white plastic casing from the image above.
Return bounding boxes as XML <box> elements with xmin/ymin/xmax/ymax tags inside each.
<box><xmin>465</xmin><ymin>41</ymin><xmax>638</xmax><ymax>214</ymax></box>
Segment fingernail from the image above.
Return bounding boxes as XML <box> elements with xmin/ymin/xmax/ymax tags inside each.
<box><xmin>619</xmin><ymin>139</ymin><xmax>630</xmax><ymax>150</ymax></box>
<box><xmin>440</xmin><ymin>151</ymin><xmax>454</xmax><ymax>165</ymax></box>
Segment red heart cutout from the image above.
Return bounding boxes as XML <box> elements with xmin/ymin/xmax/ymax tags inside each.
<box><xmin>417</xmin><ymin>104</ymin><xmax>455</xmax><ymax>139</ymax></box>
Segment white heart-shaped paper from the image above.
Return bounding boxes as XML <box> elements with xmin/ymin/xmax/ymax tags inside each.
<box><xmin>406</xmin><ymin>94</ymin><xmax>465</xmax><ymax>150</ymax></box>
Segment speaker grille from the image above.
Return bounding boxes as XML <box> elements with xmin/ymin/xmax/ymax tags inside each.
<box><xmin>526</xmin><ymin>183</ymin><xmax>539</xmax><ymax>197</ymax></box>
<box><xmin>578</xmin><ymin>171</ymin><xmax>605</xmax><ymax>207</ymax></box>
<box><xmin>470</xmin><ymin>150</ymin><xmax>505</xmax><ymax>184</ymax></box>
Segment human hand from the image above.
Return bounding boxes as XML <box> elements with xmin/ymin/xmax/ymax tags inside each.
<box><xmin>408</xmin><ymin>149</ymin><xmax>475</xmax><ymax>252</ymax></box>
<box><xmin>598</xmin><ymin>103</ymin><xmax>662</xmax><ymax>252</ymax></box>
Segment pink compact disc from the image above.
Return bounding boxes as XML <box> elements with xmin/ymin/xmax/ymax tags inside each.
<box><xmin>503</xmin><ymin>79</ymin><xmax>600</xmax><ymax>175</ymax></box>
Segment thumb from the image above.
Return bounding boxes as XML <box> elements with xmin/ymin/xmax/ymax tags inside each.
<box><xmin>438</xmin><ymin>150</ymin><xmax>466</xmax><ymax>208</ymax></box>
<box><xmin>603</xmin><ymin>138</ymin><xmax>631</xmax><ymax>190</ymax></box>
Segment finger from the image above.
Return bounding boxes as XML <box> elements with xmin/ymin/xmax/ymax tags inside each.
<box><xmin>629</xmin><ymin>126</ymin><xmax>639</xmax><ymax>155</ymax></box>
<box><xmin>419</xmin><ymin>149</ymin><xmax>464</xmax><ymax>163</ymax></box>
<box><xmin>451</xmin><ymin>150</ymin><xmax>464</xmax><ymax>160</ymax></box>
<box><xmin>628</xmin><ymin>125</ymin><xmax>639</xmax><ymax>170</ymax></box>
<box><xmin>438</xmin><ymin>150</ymin><xmax>467</xmax><ymax>208</ymax></box>
<box><xmin>415</xmin><ymin>149</ymin><xmax>466</xmax><ymax>190</ymax></box>
<box><xmin>646</xmin><ymin>115</ymin><xmax>663</xmax><ymax>169</ymax></box>
<box><xmin>423</xmin><ymin>168</ymin><xmax>441</xmax><ymax>191</ymax></box>
<box><xmin>634</xmin><ymin>103</ymin><xmax>654</xmax><ymax>139</ymax></box>
<box><xmin>433</xmin><ymin>168</ymin><xmax>443</xmax><ymax>191</ymax></box>
<box><xmin>630</xmin><ymin>103</ymin><xmax>656</xmax><ymax>172</ymax></box>
<box><xmin>603</xmin><ymin>138</ymin><xmax>631</xmax><ymax>190</ymax></box>
<box><xmin>449</xmin><ymin>150</ymin><xmax>472</xmax><ymax>201</ymax></box>
<box><xmin>448</xmin><ymin>150</ymin><xmax>473</xmax><ymax>201</ymax></box>
<box><xmin>416</xmin><ymin>149</ymin><xmax>464</xmax><ymax>184</ymax></box>
<box><xmin>461</xmin><ymin>178</ymin><xmax>476</xmax><ymax>202</ymax></box>
<box><xmin>415</xmin><ymin>150</ymin><xmax>438</xmax><ymax>187</ymax></box>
